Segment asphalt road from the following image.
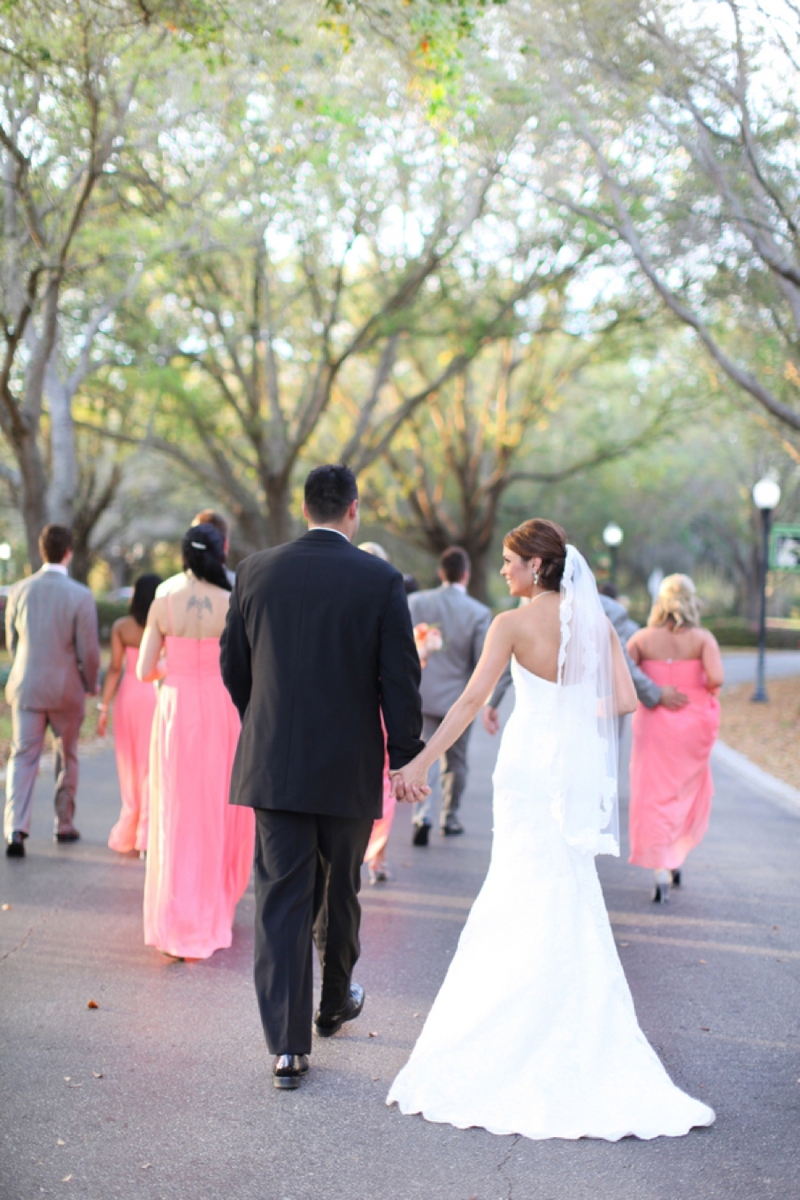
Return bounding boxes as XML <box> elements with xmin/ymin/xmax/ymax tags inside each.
<box><xmin>1</xmin><ymin>707</ymin><xmax>799</xmax><ymax>1200</ymax></box>
<box><xmin>719</xmin><ymin>649</ymin><xmax>800</xmax><ymax>687</ymax></box>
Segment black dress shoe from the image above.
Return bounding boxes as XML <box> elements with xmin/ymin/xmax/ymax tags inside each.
<box><xmin>55</xmin><ymin>830</ymin><xmax>80</xmax><ymax>843</ymax></box>
<box><xmin>441</xmin><ymin>816</ymin><xmax>464</xmax><ymax>836</ymax></box>
<box><xmin>314</xmin><ymin>983</ymin><xmax>365</xmax><ymax>1038</ymax></box>
<box><xmin>6</xmin><ymin>832</ymin><xmax>26</xmax><ymax>858</ymax></box>
<box><xmin>671</xmin><ymin>869</ymin><xmax>682</xmax><ymax>887</ymax></box>
<box><xmin>272</xmin><ymin>1054</ymin><xmax>309</xmax><ymax>1090</ymax></box>
<box><xmin>412</xmin><ymin>822</ymin><xmax>430</xmax><ymax>847</ymax></box>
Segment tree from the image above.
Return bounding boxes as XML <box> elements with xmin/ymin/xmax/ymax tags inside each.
<box><xmin>363</xmin><ymin>322</ymin><xmax>679</xmax><ymax>601</ymax></box>
<box><xmin>0</xmin><ymin>1</ymin><xmax>186</xmax><ymax>565</ymax></box>
<box><xmin>84</xmin><ymin>26</ymin><xmax>598</xmax><ymax>550</ymax></box>
<box><xmin>496</xmin><ymin>0</ymin><xmax>800</xmax><ymax>435</ymax></box>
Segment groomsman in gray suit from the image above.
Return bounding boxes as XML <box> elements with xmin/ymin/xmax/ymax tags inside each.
<box><xmin>4</xmin><ymin>525</ymin><xmax>100</xmax><ymax>857</ymax></box>
<box><xmin>408</xmin><ymin>547</ymin><xmax>491</xmax><ymax>843</ymax></box>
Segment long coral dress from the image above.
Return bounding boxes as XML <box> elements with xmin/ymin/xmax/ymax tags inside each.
<box><xmin>143</xmin><ymin>636</ymin><xmax>255</xmax><ymax>959</ymax></box>
<box><xmin>108</xmin><ymin>647</ymin><xmax>157</xmax><ymax>854</ymax></box>
<box><xmin>364</xmin><ymin>720</ymin><xmax>395</xmax><ymax>867</ymax></box>
<box><xmin>629</xmin><ymin>659</ymin><xmax>720</xmax><ymax>870</ymax></box>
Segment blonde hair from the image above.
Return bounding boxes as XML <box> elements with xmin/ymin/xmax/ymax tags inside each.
<box><xmin>358</xmin><ymin>541</ymin><xmax>389</xmax><ymax>561</ymax></box>
<box><xmin>648</xmin><ymin>574</ymin><xmax>701</xmax><ymax>629</ymax></box>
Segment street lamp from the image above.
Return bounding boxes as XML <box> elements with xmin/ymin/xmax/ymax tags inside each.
<box><xmin>752</xmin><ymin>476</ymin><xmax>781</xmax><ymax>703</ymax></box>
<box><xmin>602</xmin><ymin>522</ymin><xmax>624</xmax><ymax>586</ymax></box>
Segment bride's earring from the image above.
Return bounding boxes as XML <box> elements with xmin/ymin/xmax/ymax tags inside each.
<box><xmin>533</xmin><ymin>569</ymin><xmax>540</xmax><ymax>586</ymax></box>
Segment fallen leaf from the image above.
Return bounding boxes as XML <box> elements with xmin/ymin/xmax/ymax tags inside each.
<box><xmin>141</xmin><ymin>1163</ymin><xmax>151</xmax><ymax>1170</ymax></box>
<box><xmin>372</xmin><ymin>1076</ymin><xmax>380</xmax><ymax>1081</ymax></box>
<box><xmin>701</xmin><ymin>1026</ymin><xmax>711</xmax><ymax>1032</ymax></box>
<box><xmin>62</xmin><ymin>1176</ymin><xmax>73</xmax><ymax>1183</ymax></box>
<box><xmin>92</xmin><ymin>1071</ymin><xmax>103</xmax><ymax>1079</ymax></box>
<box><xmin>773</xmin><ymin>925</ymin><xmax>780</xmax><ymax>932</ymax></box>
<box><xmin>87</xmin><ymin>999</ymin><xmax>99</xmax><ymax>1009</ymax></box>
<box><xmin>368</xmin><ymin>1031</ymin><xmax>378</xmax><ymax>1038</ymax></box>
<box><xmin>698</xmin><ymin>959</ymin><xmax>707</xmax><ymax>965</ymax></box>
<box><xmin>66</xmin><ymin>1083</ymin><xmax>82</xmax><ymax>1089</ymax></box>
<box><xmin>618</xmin><ymin>941</ymin><xmax>629</xmax><ymax>947</ymax></box>
<box><xmin>63</xmin><ymin>1076</ymin><xmax>70</xmax><ymax>1082</ymax></box>
<box><xmin>57</xmin><ymin>1139</ymin><xmax>66</xmax><ymax>1146</ymax></box>
<box><xmin>2</xmin><ymin>903</ymin><xmax>10</xmax><ymax>910</ymax></box>
<box><xmin>413</xmin><ymin>1012</ymin><xmax>420</xmax><ymax>1018</ymax></box>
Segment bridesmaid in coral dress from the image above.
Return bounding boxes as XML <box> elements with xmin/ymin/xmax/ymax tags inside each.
<box><xmin>627</xmin><ymin>574</ymin><xmax>724</xmax><ymax>903</ymax></box>
<box><xmin>137</xmin><ymin>524</ymin><xmax>254</xmax><ymax>959</ymax></box>
<box><xmin>100</xmin><ymin>575</ymin><xmax>162</xmax><ymax>854</ymax></box>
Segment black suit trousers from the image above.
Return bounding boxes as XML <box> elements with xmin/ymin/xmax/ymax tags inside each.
<box><xmin>253</xmin><ymin>808</ymin><xmax>373</xmax><ymax>1055</ymax></box>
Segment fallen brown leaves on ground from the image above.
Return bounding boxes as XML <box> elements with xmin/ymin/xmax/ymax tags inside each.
<box><xmin>720</xmin><ymin>676</ymin><xmax>800</xmax><ymax>791</ymax></box>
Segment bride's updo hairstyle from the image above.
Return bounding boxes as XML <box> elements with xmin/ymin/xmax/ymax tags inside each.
<box><xmin>648</xmin><ymin>573</ymin><xmax>701</xmax><ymax>629</ymax></box>
<box><xmin>181</xmin><ymin>522</ymin><xmax>232</xmax><ymax>592</ymax></box>
<box><xmin>504</xmin><ymin>519</ymin><xmax>567</xmax><ymax>591</ymax></box>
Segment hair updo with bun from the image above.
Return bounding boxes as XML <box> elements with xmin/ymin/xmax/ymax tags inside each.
<box><xmin>503</xmin><ymin>519</ymin><xmax>567</xmax><ymax>591</ymax></box>
<box><xmin>181</xmin><ymin>522</ymin><xmax>231</xmax><ymax>591</ymax></box>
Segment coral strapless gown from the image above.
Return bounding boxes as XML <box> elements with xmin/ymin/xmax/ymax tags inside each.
<box><xmin>387</xmin><ymin>660</ymin><xmax>714</xmax><ymax>1140</ymax></box>
<box><xmin>108</xmin><ymin>647</ymin><xmax>156</xmax><ymax>854</ymax></box>
<box><xmin>629</xmin><ymin>659</ymin><xmax>720</xmax><ymax>870</ymax></box>
<box><xmin>144</xmin><ymin>637</ymin><xmax>255</xmax><ymax>959</ymax></box>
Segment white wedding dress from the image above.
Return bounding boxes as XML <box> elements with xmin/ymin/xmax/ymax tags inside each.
<box><xmin>387</xmin><ymin>657</ymin><xmax>715</xmax><ymax>1141</ymax></box>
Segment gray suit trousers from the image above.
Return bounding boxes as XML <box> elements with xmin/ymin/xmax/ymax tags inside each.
<box><xmin>412</xmin><ymin>714</ymin><xmax>472</xmax><ymax>829</ymax></box>
<box><xmin>3</xmin><ymin>703</ymin><xmax>84</xmax><ymax>839</ymax></box>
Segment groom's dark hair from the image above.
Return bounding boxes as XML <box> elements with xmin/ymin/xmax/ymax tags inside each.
<box><xmin>304</xmin><ymin>464</ymin><xmax>358</xmax><ymax>523</ymax></box>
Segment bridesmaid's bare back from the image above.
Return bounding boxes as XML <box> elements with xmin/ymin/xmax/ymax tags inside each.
<box><xmin>153</xmin><ymin>574</ymin><xmax>231</xmax><ymax>640</ymax></box>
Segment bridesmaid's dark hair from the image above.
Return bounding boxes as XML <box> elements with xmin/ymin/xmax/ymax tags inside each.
<box><xmin>181</xmin><ymin>523</ymin><xmax>231</xmax><ymax>591</ymax></box>
<box><xmin>129</xmin><ymin>573</ymin><xmax>162</xmax><ymax>628</ymax></box>
<box><xmin>504</xmin><ymin>519</ymin><xmax>567</xmax><ymax>591</ymax></box>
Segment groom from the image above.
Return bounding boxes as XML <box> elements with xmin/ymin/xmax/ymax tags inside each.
<box><xmin>221</xmin><ymin>464</ymin><xmax>426</xmax><ymax>1089</ymax></box>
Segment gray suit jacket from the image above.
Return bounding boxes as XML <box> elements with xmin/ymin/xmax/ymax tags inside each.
<box><xmin>5</xmin><ymin>569</ymin><xmax>100</xmax><ymax>711</ymax></box>
<box><xmin>488</xmin><ymin>593</ymin><xmax>662</xmax><ymax>710</ymax></box>
<box><xmin>408</xmin><ymin>585</ymin><xmax>492</xmax><ymax>718</ymax></box>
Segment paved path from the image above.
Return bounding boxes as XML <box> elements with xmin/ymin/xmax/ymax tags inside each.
<box><xmin>2</xmin><ymin>712</ymin><xmax>799</xmax><ymax>1200</ymax></box>
<box><xmin>719</xmin><ymin>649</ymin><xmax>800</xmax><ymax>686</ymax></box>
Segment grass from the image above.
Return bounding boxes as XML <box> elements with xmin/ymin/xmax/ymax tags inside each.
<box><xmin>719</xmin><ymin>676</ymin><xmax>800</xmax><ymax>792</ymax></box>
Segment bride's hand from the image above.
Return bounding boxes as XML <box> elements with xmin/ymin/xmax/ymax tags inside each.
<box><xmin>391</xmin><ymin>758</ymin><xmax>431</xmax><ymax>802</ymax></box>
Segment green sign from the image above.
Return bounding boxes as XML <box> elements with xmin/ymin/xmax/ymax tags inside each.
<box><xmin>771</xmin><ymin>524</ymin><xmax>800</xmax><ymax>571</ymax></box>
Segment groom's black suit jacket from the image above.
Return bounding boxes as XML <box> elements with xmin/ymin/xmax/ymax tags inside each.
<box><xmin>220</xmin><ymin>529</ymin><xmax>425</xmax><ymax>820</ymax></box>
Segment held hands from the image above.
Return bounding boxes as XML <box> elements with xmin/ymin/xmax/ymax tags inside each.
<box><xmin>659</xmin><ymin>686</ymin><xmax>690</xmax><ymax>711</ymax></box>
<box><xmin>390</xmin><ymin>759</ymin><xmax>432</xmax><ymax>803</ymax></box>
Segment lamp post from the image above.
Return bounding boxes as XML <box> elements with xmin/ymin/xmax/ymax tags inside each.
<box><xmin>751</xmin><ymin>476</ymin><xmax>781</xmax><ymax>703</ymax></box>
<box><xmin>602</xmin><ymin>522</ymin><xmax>624</xmax><ymax>586</ymax></box>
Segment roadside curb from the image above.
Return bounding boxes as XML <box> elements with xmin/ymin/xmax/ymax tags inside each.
<box><xmin>713</xmin><ymin>739</ymin><xmax>800</xmax><ymax>816</ymax></box>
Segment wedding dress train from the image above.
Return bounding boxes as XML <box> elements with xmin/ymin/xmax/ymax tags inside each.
<box><xmin>387</xmin><ymin>659</ymin><xmax>715</xmax><ymax>1141</ymax></box>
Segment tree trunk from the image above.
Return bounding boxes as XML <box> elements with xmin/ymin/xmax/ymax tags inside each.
<box><xmin>467</xmin><ymin>543</ymin><xmax>492</xmax><ymax>605</ymax></box>
<box><xmin>266</xmin><ymin>478</ymin><xmax>295</xmax><ymax>546</ymax></box>
<box><xmin>14</xmin><ymin>428</ymin><xmax>48</xmax><ymax>571</ymax></box>
<box><xmin>44</xmin><ymin>361</ymin><xmax>77</xmax><ymax>525</ymax></box>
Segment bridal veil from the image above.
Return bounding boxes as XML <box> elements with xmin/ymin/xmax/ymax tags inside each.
<box><xmin>546</xmin><ymin>544</ymin><xmax>620</xmax><ymax>856</ymax></box>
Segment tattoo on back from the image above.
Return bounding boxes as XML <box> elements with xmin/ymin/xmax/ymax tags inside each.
<box><xmin>186</xmin><ymin>595</ymin><xmax>213</xmax><ymax>618</ymax></box>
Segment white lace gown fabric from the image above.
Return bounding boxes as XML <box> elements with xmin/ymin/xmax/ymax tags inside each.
<box><xmin>387</xmin><ymin>660</ymin><xmax>715</xmax><ymax>1141</ymax></box>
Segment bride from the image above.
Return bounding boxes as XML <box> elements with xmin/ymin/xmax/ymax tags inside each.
<box><xmin>388</xmin><ymin>518</ymin><xmax>714</xmax><ymax>1141</ymax></box>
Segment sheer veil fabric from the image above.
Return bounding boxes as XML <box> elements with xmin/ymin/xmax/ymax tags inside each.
<box><xmin>386</xmin><ymin>543</ymin><xmax>715</xmax><ymax>1141</ymax></box>
<box><xmin>548</xmin><ymin>544</ymin><xmax>620</xmax><ymax>857</ymax></box>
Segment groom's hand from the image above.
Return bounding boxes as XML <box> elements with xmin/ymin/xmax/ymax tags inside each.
<box><xmin>659</xmin><ymin>686</ymin><xmax>689</xmax><ymax>711</ymax></box>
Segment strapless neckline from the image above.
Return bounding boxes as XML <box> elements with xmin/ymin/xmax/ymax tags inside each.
<box><xmin>512</xmin><ymin>656</ymin><xmax>558</xmax><ymax>687</ymax></box>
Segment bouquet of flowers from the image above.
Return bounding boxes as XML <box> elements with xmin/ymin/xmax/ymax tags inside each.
<box><xmin>413</xmin><ymin>623</ymin><xmax>443</xmax><ymax>667</ymax></box>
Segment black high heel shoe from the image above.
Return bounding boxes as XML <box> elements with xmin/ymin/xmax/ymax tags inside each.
<box><xmin>671</xmin><ymin>869</ymin><xmax>681</xmax><ymax>887</ymax></box>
